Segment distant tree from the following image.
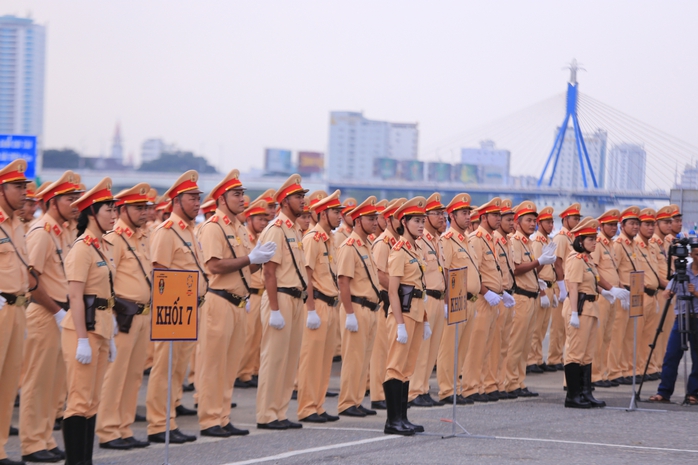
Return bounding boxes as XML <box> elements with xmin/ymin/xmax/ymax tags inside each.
<box><xmin>138</xmin><ymin>151</ymin><xmax>218</xmax><ymax>173</ymax></box>
<box><xmin>42</xmin><ymin>149</ymin><xmax>81</xmax><ymax>169</ymax></box>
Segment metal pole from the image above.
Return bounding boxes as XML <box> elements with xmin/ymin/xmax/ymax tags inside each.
<box><xmin>452</xmin><ymin>322</ymin><xmax>459</xmax><ymax>437</ymax></box>
<box><xmin>164</xmin><ymin>341</ymin><xmax>173</xmax><ymax>465</ymax></box>
<box><xmin>630</xmin><ymin>318</ymin><xmax>637</xmax><ymax>410</ymax></box>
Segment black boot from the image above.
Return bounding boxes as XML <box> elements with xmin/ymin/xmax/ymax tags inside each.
<box><xmin>62</xmin><ymin>416</ymin><xmax>87</xmax><ymax>465</ymax></box>
<box><xmin>401</xmin><ymin>381</ymin><xmax>424</xmax><ymax>433</ymax></box>
<box><xmin>85</xmin><ymin>416</ymin><xmax>96</xmax><ymax>464</ymax></box>
<box><xmin>564</xmin><ymin>364</ymin><xmax>591</xmax><ymax>409</ymax></box>
<box><xmin>580</xmin><ymin>364</ymin><xmax>606</xmax><ymax>408</ymax></box>
<box><xmin>382</xmin><ymin>379</ymin><xmax>414</xmax><ymax>436</ymax></box>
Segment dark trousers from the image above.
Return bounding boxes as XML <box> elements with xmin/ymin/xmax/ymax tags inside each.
<box><xmin>656</xmin><ymin>316</ymin><xmax>698</xmax><ymax>400</ymax></box>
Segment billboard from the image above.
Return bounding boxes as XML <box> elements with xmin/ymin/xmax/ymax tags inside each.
<box><xmin>264</xmin><ymin>148</ymin><xmax>293</xmax><ymax>175</ymax></box>
<box><xmin>399</xmin><ymin>160</ymin><xmax>424</xmax><ymax>182</ymax></box>
<box><xmin>0</xmin><ymin>135</ymin><xmax>37</xmax><ymax>178</ymax></box>
<box><xmin>373</xmin><ymin>158</ymin><xmax>398</xmax><ymax>179</ymax></box>
<box><xmin>454</xmin><ymin>163</ymin><xmax>478</xmax><ymax>184</ymax></box>
<box><xmin>298</xmin><ymin>151</ymin><xmax>324</xmax><ymax>175</ymax></box>
<box><xmin>427</xmin><ymin>162</ymin><xmax>452</xmax><ymax>183</ymax></box>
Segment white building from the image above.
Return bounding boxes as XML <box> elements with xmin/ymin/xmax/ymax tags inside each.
<box><xmin>140</xmin><ymin>138</ymin><xmax>176</xmax><ymax>165</ymax></box>
<box><xmin>606</xmin><ymin>143</ymin><xmax>646</xmax><ymax>191</ymax></box>
<box><xmin>110</xmin><ymin>123</ymin><xmax>123</xmax><ymax>161</ymax></box>
<box><xmin>0</xmin><ymin>16</ymin><xmax>46</xmax><ymax>137</ymax></box>
<box><xmin>460</xmin><ymin>140</ymin><xmax>510</xmax><ymax>185</ymax></box>
<box><xmin>327</xmin><ymin>111</ymin><xmax>418</xmax><ymax>181</ymax></box>
<box><xmin>677</xmin><ymin>161</ymin><xmax>698</xmax><ymax>189</ymax></box>
<box><xmin>548</xmin><ymin>128</ymin><xmax>607</xmax><ymax>190</ymax></box>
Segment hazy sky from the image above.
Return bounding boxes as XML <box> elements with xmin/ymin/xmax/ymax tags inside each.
<box><xmin>5</xmin><ymin>0</ymin><xmax>698</xmax><ymax>188</ymax></box>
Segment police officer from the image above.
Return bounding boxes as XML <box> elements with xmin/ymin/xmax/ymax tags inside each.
<box><xmin>0</xmin><ymin>160</ymin><xmax>33</xmax><ymax>465</ymax></box>
<box><xmin>668</xmin><ymin>205</ymin><xmax>682</xmax><ymax>240</ymax></box>
<box><xmin>334</xmin><ymin>198</ymin><xmax>356</xmax><ymax>248</ymax></box>
<box><xmin>651</xmin><ymin>206</ymin><xmax>677</xmax><ymax>376</ymax></box>
<box><xmin>61</xmin><ymin>177</ymin><xmax>118</xmax><ymax>465</ymax></box>
<box><xmin>20</xmin><ymin>172</ymin><xmax>82</xmax><ymax>463</ymax></box>
<box><xmin>306</xmin><ymin>190</ymin><xmax>328</xmax><ymax>228</ymax></box>
<box><xmin>19</xmin><ymin>182</ymin><xmax>38</xmax><ymax>233</ymax></box>
<box><xmin>369</xmin><ymin>199</ymin><xmax>389</xmax><ymax>243</ymax></box>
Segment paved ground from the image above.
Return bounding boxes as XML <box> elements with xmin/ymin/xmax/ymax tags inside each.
<box><xmin>7</xmin><ymin>356</ymin><xmax>697</xmax><ymax>465</ymax></box>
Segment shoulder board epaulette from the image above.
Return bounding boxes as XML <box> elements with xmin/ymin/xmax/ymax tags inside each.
<box><xmin>596</xmin><ymin>236</ymin><xmax>602</xmax><ymax>242</ymax></box>
<box><xmin>346</xmin><ymin>238</ymin><xmax>355</xmax><ymax>246</ymax></box>
<box><xmin>274</xmin><ymin>219</ymin><xmax>283</xmax><ymax>227</ymax></box>
<box><xmin>210</xmin><ymin>215</ymin><xmax>219</xmax><ymax>223</ymax></box>
<box><xmin>392</xmin><ymin>240</ymin><xmax>404</xmax><ymax>251</ymax></box>
<box><xmin>114</xmin><ymin>227</ymin><xmax>123</xmax><ymax>235</ymax></box>
<box><xmin>576</xmin><ymin>253</ymin><xmax>584</xmax><ymax>259</ymax></box>
<box><xmin>535</xmin><ymin>235</ymin><xmax>544</xmax><ymax>242</ymax></box>
<box><xmin>313</xmin><ymin>231</ymin><xmax>321</xmax><ymax>242</ymax></box>
<box><xmin>163</xmin><ymin>220</ymin><xmax>173</xmax><ymax>229</ymax></box>
<box><xmin>383</xmin><ymin>235</ymin><xmax>390</xmax><ymax>244</ymax></box>
<box><xmin>476</xmin><ymin>231</ymin><xmax>482</xmax><ymax>238</ymax></box>
<box><xmin>443</xmin><ymin>232</ymin><xmax>453</xmax><ymax>239</ymax></box>
<box><xmin>368</xmin><ymin>234</ymin><xmax>376</xmax><ymax>241</ymax></box>
<box><xmin>44</xmin><ymin>222</ymin><xmax>51</xmax><ymax>232</ymax></box>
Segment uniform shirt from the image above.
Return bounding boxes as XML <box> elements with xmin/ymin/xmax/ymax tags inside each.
<box><xmin>388</xmin><ymin>236</ymin><xmax>426</xmax><ymax>322</ymax></box>
<box><xmin>104</xmin><ymin>219</ymin><xmax>152</xmax><ymax>304</ymax></box>
<box><xmin>494</xmin><ymin>230</ymin><xmax>515</xmax><ymax>290</ymax></box>
<box><xmin>198</xmin><ymin>210</ymin><xmax>252</xmax><ymax>297</ymax></box>
<box><xmin>613</xmin><ymin>232</ymin><xmax>640</xmax><ymax>288</ymax></box>
<box><xmin>591</xmin><ymin>234</ymin><xmax>621</xmax><ymax>288</ymax></box>
<box><xmin>553</xmin><ymin>227</ymin><xmax>574</xmax><ymax>273</ymax></box>
<box><xmin>63</xmin><ymin>226</ymin><xmax>115</xmax><ymax>339</ymax></box>
<box><xmin>246</xmin><ymin>224</ymin><xmax>264</xmax><ymax>290</ymax></box>
<box><xmin>634</xmin><ymin>236</ymin><xmax>660</xmax><ymax>290</ymax></box>
<box><xmin>259</xmin><ymin>211</ymin><xmax>307</xmax><ymax>289</ymax></box>
<box><xmin>440</xmin><ymin>226</ymin><xmax>481</xmax><ymax>296</ymax></box>
<box><xmin>372</xmin><ymin>228</ymin><xmax>399</xmax><ymax>292</ymax></box>
<box><xmin>531</xmin><ymin>230</ymin><xmax>556</xmax><ymax>282</ymax></box>
<box><xmin>26</xmin><ymin>213</ymin><xmax>72</xmax><ymax>302</ymax></box>
<box><xmin>565</xmin><ymin>251</ymin><xmax>600</xmax><ymax>318</ymax></box>
<box><xmin>0</xmin><ymin>206</ymin><xmax>29</xmax><ymax>295</ymax></box>
<box><xmin>334</xmin><ymin>224</ymin><xmax>352</xmax><ymax>249</ymax></box>
<box><xmin>510</xmin><ymin>230</ymin><xmax>539</xmax><ymax>293</ymax></box>
<box><xmin>649</xmin><ymin>234</ymin><xmax>669</xmax><ymax>287</ymax></box>
<box><xmin>336</xmin><ymin>230</ymin><xmax>380</xmax><ymax>304</ymax></box>
<box><xmin>151</xmin><ymin>212</ymin><xmax>208</xmax><ymax>296</ymax></box>
<box><xmin>303</xmin><ymin>223</ymin><xmax>338</xmax><ymax>298</ymax></box>
<box><xmin>418</xmin><ymin>229</ymin><xmax>445</xmax><ymax>293</ymax></box>
<box><xmin>470</xmin><ymin>226</ymin><xmax>503</xmax><ymax>293</ymax></box>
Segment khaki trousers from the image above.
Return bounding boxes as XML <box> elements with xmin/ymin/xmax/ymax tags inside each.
<box><xmin>173</xmin><ymin>340</ymin><xmax>196</xmax><ymax>409</ymax></box>
<box><xmin>143</xmin><ymin>341</ymin><xmax>155</xmax><ymax>370</ymax></box>
<box><xmin>297</xmin><ymin>300</ymin><xmax>338</xmax><ymax>419</ymax></box>
<box><xmin>461</xmin><ymin>299</ymin><xmax>497</xmax><ymax>397</ymax></box>
<box><xmin>97</xmin><ymin>314</ymin><xmax>150</xmax><ymax>442</ymax></box>
<box><xmin>484</xmin><ymin>301</ymin><xmax>514</xmax><ymax>393</ymax></box>
<box><xmin>145</xmin><ymin>339</ymin><xmax>196</xmax><ymax>435</ymax></box>
<box><xmin>409</xmin><ymin>297</ymin><xmax>445</xmax><ymax>400</ymax></box>
<box><xmin>436</xmin><ymin>302</ymin><xmax>472</xmax><ymax>399</ymax></box>
<box><xmin>337</xmin><ymin>304</ymin><xmax>377</xmax><ymax>412</ymax></box>
<box><xmin>547</xmin><ymin>286</ymin><xmax>566</xmax><ymax>365</ymax></box>
<box><xmin>20</xmin><ymin>304</ymin><xmax>64</xmax><ymax>455</ymax></box>
<box><xmin>0</xmin><ymin>304</ymin><xmax>25</xmax><ymax>461</ymax></box>
<box><xmin>504</xmin><ymin>294</ymin><xmax>535</xmax><ymax>392</ymax></box>
<box><xmin>607</xmin><ymin>303</ymin><xmax>632</xmax><ymax>380</ymax></box>
<box><xmin>636</xmin><ymin>294</ymin><xmax>659</xmax><ymax>374</ymax></box>
<box><xmin>529</xmin><ymin>288</ymin><xmax>553</xmax><ymax>366</ymax></box>
<box><xmin>385</xmin><ymin>314</ymin><xmax>423</xmax><ymax>382</ymax></box>
<box><xmin>238</xmin><ymin>292</ymin><xmax>263</xmax><ymax>382</ymax></box>
<box><xmin>563</xmin><ymin>301</ymin><xmax>598</xmax><ymax>365</ymax></box>
<box><xmin>592</xmin><ymin>298</ymin><xmax>618</xmax><ymax>382</ymax></box>
<box><xmin>256</xmin><ymin>292</ymin><xmax>305</xmax><ymax>424</ymax></box>
<box><xmin>187</xmin><ymin>346</ymin><xmax>196</xmax><ymax>387</ymax></box>
<box><xmin>369</xmin><ymin>310</ymin><xmax>389</xmax><ymax>402</ymax></box>
<box><xmin>62</xmin><ymin>328</ymin><xmax>109</xmax><ymax>419</ymax></box>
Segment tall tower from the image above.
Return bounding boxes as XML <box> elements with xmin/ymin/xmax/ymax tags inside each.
<box><xmin>110</xmin><ymin>122</ymin><xmax>123</xmax><ymax>161</ymax></box>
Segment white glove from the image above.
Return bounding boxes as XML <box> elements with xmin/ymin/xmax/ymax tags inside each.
<box><xmin>620</xmin><ymin>297</ymin><xmax>630</xmax><ymax>311</ymax></box>
<box><xmin>601</xmin><ymin>289</ymin><xmax>615</xmax><ymax>304</ymax></box>
<box><xmin>570</xmin><ymin>311</ymin><xmax>580</xmax><ymax>329</ymax></box>
<box><xmin>423</xmin><ymin>321</ymin><xmax>432</xmax><ymax>340</ymax></box>
<box><xmin>269</xmin><ymin>310</ymin><xmax>285</xmax><ymax>329</ymax></box>
<box><xmin>538</xmin><ymin>279</ymin><xmax>547</xmax><ymax>291</ymax></box>
<box><xmin>108</xmin><ymin>338</ymin><xmax>117</xmax><ymax>363</ymax></box>
<box><xmin>0</xmin><ymin>294</ymin><xmax>6</xmax><ymax>311</ymax></box>
<box><xmin>396</xmin><ymin>324</ymin><xmax>408</xmax><ymax>344</ymax></box>
<box><xmin>245</xmin><ymin>300</ymin><xmax>251</xmax><ymax>313</ymax></box>
<box><xmin>537</xmin><ymin>252</ymin><xmax>556</xmax><ymax>266</ymax></box>
<box><xmin>345</xmin><ymin>313</ymin><xmax>358</xmax><ymax>332</ymax></box>
<box><xmin>484</xmin><ymin>290</ymin><xmax>502</xmax><ymax>307</ymax></box>
<box><xmin>248</xmin><ymin>241</ymin><xmax>277</xmax><ymax>265</ymax></box>
<box><xmin>502</xmin><ymin>291</ymin><xmax>515</xmax><ymax>308</ymax></box>
<box><xmin>444</xmin><ymin>304</ymin><xmax>449</xmax><ymax>319</ymax></box>
<box><xmin>76</xmin><ymin>338</ymin><xmax>92</xmax><ymax>364</ymax></box>
<box><xmin>552</xmin><ymin>294</ymin><xmax>559</xmax><ymax>308</ymax></box>
<box><xmin>542</xmin><ymin>242</ymin><xmax>558</xmax><ymax>256</ymax></box>
<box><xmin>610</xmin><ymin>286</ymin><xmax>630</xmax><ymax>302</ymax></box>
<box><xmin>112</xmin><ymin>314</ymin><xmax>118</xmax><ymax>337</ymax></box>
<box><xmin>557</xmin><ymin>281</ymin><xmax>568</xmax><ymax>301</ymax></box>
<box><xmin>54</xmin><ymin>309</ymin><xmax>67</xmax><ymax>329</ymax></box>
<box><xmin>306</xmin><ymin>309</ymin><xmax>321</xmax><ymax>330</ymax></box>
<box><xmin>540</xmin><ymin>294</ymin><xmax>550</xmax><ymax>308</ymax></box>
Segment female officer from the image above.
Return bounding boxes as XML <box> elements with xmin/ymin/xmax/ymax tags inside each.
<box><xmin>384</xmin><ymin>197</ymin><xmax>432</xmax><ymax>436</ymax></box>
<box><xmin>563</xmin><ymin>216</ymin><xmax>605</xmax><ymax>409</ymax></box>
<box><xmin>61</xmin><ymin>178</ymin><xmax>117</xmax><ymax>464</ymax></box>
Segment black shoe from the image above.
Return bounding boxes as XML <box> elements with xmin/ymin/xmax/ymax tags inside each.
<box><xmin>299</xmin><ymin>413</ymin><xmax>327</xmax><ymax>423</ymax></box>
<box><xmin>357</xmin><ymin>405</ymin><xmax>376</xmax><ymax>416</ymax></box>
<box><xmin>99</xmin><ymin>438</ymin><xmax>133</xmax><ymax>450</ymax></box>
<box><xmin>594</xmin><ymin>380</ymin><xmax>613</xmax><ymax>388</ymax></box>
<box><xmin>400</xmin><ymin>381</ymin><xmax>424</xmax><ymax>433</ymax></box>
<box><xmin>320</xmin><ymin>412</ymin><xmax>340</xmax><ymax>422</ymax></box>
<box><xmin>609</xmin><ymin>378</ymin><xmax>620</xmax><ymax>387</ymax></box>
<box><xmin>365</xmin><ymin>390</ymin><xmax>370</xmax><ymax>397</ymax></box>
<box><xmin>223</xmin><ymin>423</ymin><xmax>249</xmax><ymax>436</ymax></box>
<box><xmin>231</xmin><ymin>403</ymin><xmax>237</xmax><ymax>408</ymax></box>
<box><xmin>281</xmin><ymin>419</ymin><xmax>302</xmax><ymax>429</ymax></box>
<box><xmin>325</xmin><ymin>390</ymin><xmax>338</xmax><ymax>397</ymax></box>
<box><xmin>257</xmin><ymin>420</ymin><xmax>288</xmax><ymax>430</ymax></box>
<box><xmin>339</xmin><ymin>406</ymin><xmax>366</xmax><ymax>417</ymax></box>
<box><xmin>564</xmin><ymin>363</ymin><xmax>592</xmax><ymax>409</ymax></box>
<box><xmin>505</xmin><ymin>390</ymin><xmax>519</xmax><ymax>399</ymax></box>
<box><xmin>9</xmin><ymin>426</ymin><xmax>18</xmax><ymax>436</ymax></box>
<box><xmin>439</xmin><ymin>395</ymin><xmax>468</xmax><ymax>405</ymax></box>
<box><xmin>143</xmin><ymin>367</ymin><xmax>152</xmax><ymax>376</ymax></box>
<box><xmin>201</xmin><ymin>426</ymin><xmax>232</xmax><ymax>438</ymax></box>
<box><xmin>291</xmin><ymin>390</ymin><xmax>298</xmax><ymax>400</ymax></box>
<box><xmin>332</xmin><ymin>355</ymin><xmax>342</xmax><ymax>362</ymax></box>
<box><xmin>527</xmin><ymin>364</ymin><xmax>544</xmax><ymax>374</ymax></box>
<box><xmin>0</xmin><ymin>458</ymin><xmax>27</xmax><ymax>465</ymax></box>
<box><xmin>553</xmin><ymin>363</ymin><xmax>564</xmax><ymax>370</ymax></box>
<box><xmin>247</xmin><ymin>377</ymin><xmax>258</xmax><ymax>387</ymax></box>
<box><xmin>465</xmin><ymin>393</ymin><xmax>489</xmax><ymax>403</ymax></box>
<box><xmin>613</xmin><ymin>376</ymin><xmax>631</xmax><ymax>385</ymax></box>
<box><xmin>409</xmin><ymin>394</ymin><xmax>433</xmax><ymax>407</ymax></box>
<box><xmin>135</xmin><ymin>413</ymin><xmax>146</xmax><ymax>422</ymax></box>
<box><xmin>122</xmin><ymin>437</ymin><xmax>150</xmax><ymax>448</ymax></box>
<box><xmin>182</xmin><ymin>383</ymin><xmax>195</xmax><ymax>392</ymax></box>
<box><xmin>498</xmin><ymin>390</ymin><xmax>516</xmax><ymax>399</ymax></box>
<box><xmin>22</xmin><ymin>449</ymin><xmax>60</xmax><ymax>463</ymax></box>
<box><xmin>371</xmin><ymin>400</ymin><xmax>387</xmax><ymax>410</ymax></box>
<box><xmin>485</xmin><ymin>391</ymin><xmax>500</xmax><ymax>402</ymax></box>
<box><xmin>234</xmin><ymin>378</ymin><xmax>252</xmax><ymax>388</ymax></box>
<box><xmin>649</xmin><ymin>372</ymin><xmax>661</xmax><ymax>381</ymax></box>
<box><xmin>47</xmin><ymin>448</ymin><xmax>65</xmax><ymax>460</ymax></box>
<box><xmin>148</xmin><ymin>431</ymin><xmax>186</xmax><ymax>444</ymax></box>
<box><xmin>172</xmin><ymin>429</ymin><xmax>197</xmax><ymax>442</ymax></box>
<box><xmin>382</xmin><ymin>379</ymin><xmax>415</xmax><ymax>436</ymax></box>
<box><xmin>175</xmin><ymin>405</ymin><xmax>197</xmax><ymax>416</ymax></box>
<box><xmin>522</xmin><ymin>387</ymin><xmax>539</xmax><ymax>397</ymax></box>
<box><xmin>541</xmin><ymin>363</ymin><xmax>557</xmax><ymax>372</ymax></box>
<box><xmin>53</xmin><ymin>417</ymin><xmax>62</xmax><ymax>431</ymax></box>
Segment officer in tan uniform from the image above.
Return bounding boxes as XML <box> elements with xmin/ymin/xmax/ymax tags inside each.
<box><xmin>250</xmin><ymin>189</ymin><xmax>276</xmax><ymax>221</ymax></box>
<box><xmin>436</xmin><ymin>194</ymin><xmax>481</xmax><ymax>404</ymax></box>
<box><xmin>369</xmin><ymin>198</ymin><xmax>405</xmax><ymax>410</ymax></box>
<box><xmin>146</xmin><ymin>171</ymin><xmax>207</xmax><ymax>444</ymax></box>
<box><xmin>650</xmin><ymin>205</ymin><xmax>676</xmax><ymax>375</ymax></box>
<box><xmin>409</xmin><ymin>194</ymin><xmax>448</xmax><ymax>406</ymax></box>
<box><xmin>669</xmin><ymin>205</ymin><xmax>682</xmax><ymax>239</ymax></box>
<box><xmin>334</xmin><ymin>198</ymin><xmax>356</xmax><ymax>248</ymax></box>
<box><xmin>20</xmin><ymin>172</ymin><xmax>83</xmax><ymax>463</ymax></box>
<box><xmin>296</xmin><ymin>190</ymin><xmax>343</xmax><ymax>423</ymax></box>
<box><xmin>95</xmin><ymin>183</ymin><xmax>153</xmax><ymax>450</ymax></box>
<box><xmin>370</xmin><ymin>199</ymin><xmax>389</xmax><ymax>243</ymax></box>
<box><xmin>0</xmin><ymin>160</ymin><xmax>32</xmax><ymax>465</ymax></box>
<box><xmin>306</xmin><ymin>190</ymin><xmax>328</xmax><ymax>228</ymax></box>
<box><xmin>336</xmin><ymin>197</ymin><xmax>382</xmax><ymax>417</ymax></box>
<box><xmin>197</xmin><ymin>170</ymin><xmax>276</xmax><ymax>437</ymax></box>
<box><xmin>19</xmin><ymin>181</ymin><xmax>38</xmax><ymax>233</ymax></box>
<box><xmin>255</xmin><ymin>175</ymin><xmax>309</xmax><ymax>430</ymax></box>
<box><xmin>236</xmin><ymin>199</ymin><xmax>271</xmax><ymax>388</ymax></box>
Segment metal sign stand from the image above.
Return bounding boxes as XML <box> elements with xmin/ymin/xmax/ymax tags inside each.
<box><xmin>164</xmin><ymin>341</ymin><xmax>173</xmax><ymax>465</ymax></box>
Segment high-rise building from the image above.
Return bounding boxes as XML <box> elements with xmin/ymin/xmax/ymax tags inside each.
<box><xmin>460</xmin><ymin>140</ymin><xmax>510</xmax><ymax>186</ymax></box>
<box><xmin>110</xmin><ymin>123</ymin><xmax>123</xmax><ymax>161</ymax></box>
<box><xmin>549</xmin><ymin>128</ymin><xmax>607</xmax><ymax>190</ymax></box>
<box><xmin>606</xmin><ymin>143</ymin><xmax>646</xmax><ymax>191</ymax></box>
<box><xmin>677</xmin><ymin>161</ymin><xmax>698</xmax><ymax>189</ymax></box>
<box><xmin>140</xmin><ymin>138</ymin><xmax>176</xmax><ymax>165</ymax></box>
<box><xmin>327</xmin><ymin>111</ymin><xmax>418</xmax><ymax>181</ymax></box>
<box><xmin>0</xmin><ymin>15</ymin><xmax>46</xmax><ymax>137</ymax></box>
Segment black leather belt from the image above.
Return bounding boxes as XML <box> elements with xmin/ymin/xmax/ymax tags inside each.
<box><xmin>623</xmin><ymin>285</ymin><xmax>658</xmax><ymax>297</ymax></box>
<box><xmin>544</xmin><ymin>280</ymin><xmax>554</xmax><ymax>288</ymax></box>
<box><xmin>505</xmin><ymin>288</ymin><xmax>515</xmax><ymax>295</ymax></box>
<box><xmin>1</xmin><ymin>292</ymin><xmax>28</xmax><ymax>307</ymax></box>
<box><xmin>313</xmin><ymin>289</ymin><xmax>339</xmax><ymax>307</ymax></box>
<box><xmin>350</xmin><ymin>295</ymin><xmax>379</xmax><ymax>311</ymax></box>
<box><xmin>208</xmin><ymin>288</ymin><xmax>247</xmax><ymax>308</ymax></box>
<box><xmin>411</xmin><ymin>288</ymin><xmax>424</xmax><ymax>299</ymax></box>
<box><xmin>249</xmin><ymin>287</ymin><xmax>265</xmax><ymax>296</ymax></box>
<box><xmin>513</xmin><ymin>287</ymin><xmax>539</xmax><ymax>299</ymax></box>
<box><xmin>579</xmin><ymin>293</ymin><xmax>598</xmax><ymax>303</ymax></box>
<box><xmin>29</xmin><ymin>298</ymin><xmax>70</xmax><ymax>311</ymax></box>
<box><xmin>467</xmin><ymin>292</ymin><xmax>477</xmax><ymax>302</ymax></box>
<box><xmin>426</xmin><ymin>289</ymin><xmax>445</xmax><ymax>300</ymax></box>
<box><xmin>277</xmin><ymin>287</ymin><xmax>308</xmax><ymax>301</ymax></box>
<box><xmin>93</xmin><ymin>297</ymin><xmax>111</xmax><ymax>310</ymax></box>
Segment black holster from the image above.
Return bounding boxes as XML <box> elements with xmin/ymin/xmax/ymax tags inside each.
<box><xmin>380</xmin><ymin>290</ymin><xmax>390</xmax><ymax>317</ymax></box>
<box><xmin>114</xmin><ymin>297</ymin><xmax>140</xmax><ymax>334</ymax></box>
<box><xmin>398</xmin><ymin>284</ymin><xmax>415</xmax><ymax>314</ymax></box>
<box><xmin>577</xmin><ymin>293</ymin><xmax>586</xmax><ymax>316</ymax></box>
<box><xmin>83</xmin><ymin>295</ymin><xmax>97</xmax><ymax>331</ymax></box>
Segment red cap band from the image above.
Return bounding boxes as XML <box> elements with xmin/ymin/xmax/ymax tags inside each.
<box><xmin>76</xmin><ymin>189</ymin><xmax>113</xmax><ymax>212</ymax></box>
<box><xmin>169</xmin><ymin>180</ymin><xmax>199</xmax><ymax>199</ymax></box>
<box><xmin>351</xmin><ymin>204</ymin><xmax>378</xmax><ymax>221</ymax></box>
<box><xmin>212</xmin><ymin>178</ymin><xmax>243</xmax><ymax>201</ymax></box>
<box><xmin>574</xmin><ymin>227</ymin><xmax>598</xmax><ymax>237</ymax></box>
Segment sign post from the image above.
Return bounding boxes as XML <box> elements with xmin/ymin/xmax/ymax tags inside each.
<box><xmin>151</xmin><ymin>269</ymin><xmax>200</xmax><ymax>464</ymax></box>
